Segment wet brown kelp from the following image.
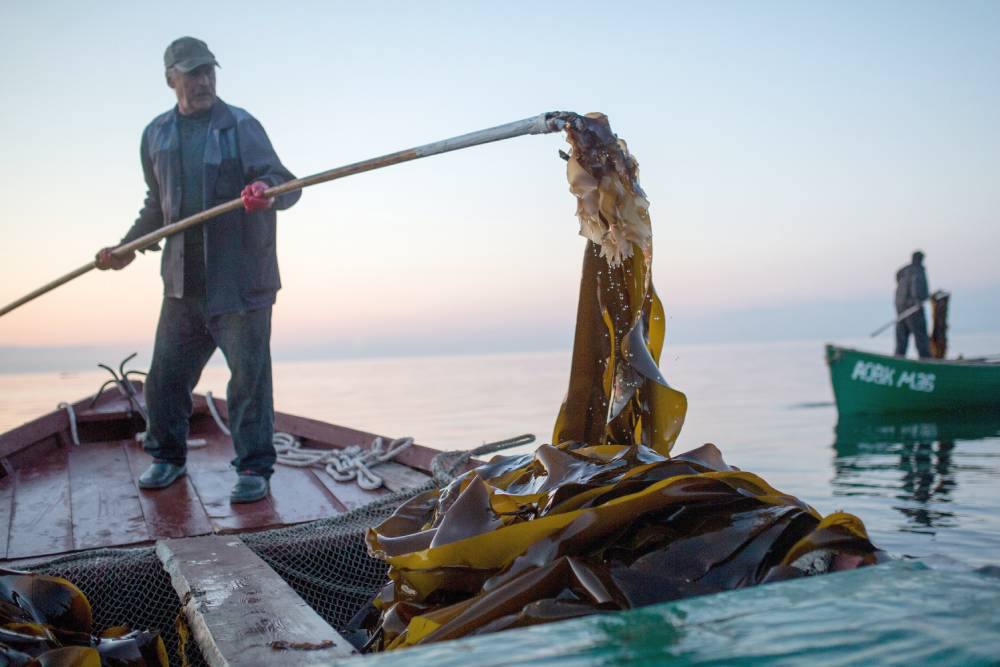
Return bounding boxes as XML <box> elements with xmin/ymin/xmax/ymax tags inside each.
<box><xmin>0</xmin><ymin>569</ymin><xmax>167</xmax><ymax>666</ymax></box>
<box><xmin>363</xmin><ymin>114</ymin><xmax>883</xmax><ymax>651</ymax></box>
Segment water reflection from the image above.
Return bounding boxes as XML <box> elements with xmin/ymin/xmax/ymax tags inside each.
<box><xmin>833</xmin><ymin>411</ymin><xmax>1000</xmax><ymax>533</ymax></box>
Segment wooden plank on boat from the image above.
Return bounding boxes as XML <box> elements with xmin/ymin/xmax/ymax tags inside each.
<box><xmin>271</xmin><ymin>444</ymin><xmax>428</xmax><ymax>510</ymax></box>
<box><xmin>123</xmin><ymin>441</ymin><xmax>215</xmax><ymax>540</ymax></box>
<box><xmin>75</xmin><ymin>399</ymin><xmax>142</xmax><ymax>422</ymax></box>
<box><xmin>374</xmin><ymin>461</ymin><xmax>433</xmax><ymax>494</ymax></box>
<box><xmin>184</xmin><ymin>431</ymin><xmax>283</xmax><ymax>531</ymax></box>
<box><xmin>0</xmin><ymin>474</ymin><xmax>13</xmax><ymax>560</ymax></box>
<box><xmin>76</xmin><ymin>386</ymin><xmax>206</xmax><ymax>424</ymax></box>
<box><xmin>157</xmin><ymin>535</ymin><xmax>356</xmax><ymax>666</ymax></box>
<box><xmin>271</xmin><ymin>411</ymin><xmax>379</xmax><ymax>450</ymax></box>
<box><xmin>67</xmin><ymin>440</ymin><xmax>150</xmax><ymax>550</ymax></box>
<box><xmin>0</xmin><ymin>410</ymin><xmax>65</xmax><ymax>459</ymax></box>
<box><xmin>188</xmin><ymin>469</ymin><xmax>281</xmax><ymax>532</ymax></box>
<box><xmin>73</xmin><ymin>380</ymin><xmax>143</xmax><ymax>422</ymax></box>
<box><xmin>6</xmin><ymin>435</ymin><xmax>62</xmax><ymax>470</ymax></box>
<box><xmin>7</xmin><ymin>446</ymin><xmax>73</xmax><ymax>559</ymax></box>
<box><xmin>267</xmin><ymin>465</ymin><xmax>347</xmax><ymax>524</ymax></box>
<box><xmin>182</xmin><ymin>430</ymin><xmax>345</xmax><ymax>532</ymax></box>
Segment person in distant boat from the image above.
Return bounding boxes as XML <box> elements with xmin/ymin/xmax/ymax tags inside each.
<box><xmin>894</xmin><ymin>250</ymin><xmax>930</xmax><ymax>358</ymax></box>
<box><xmin>94</xmin><ymin>37</ymin><xmax>300</xmax><ymax>503</ymax></box>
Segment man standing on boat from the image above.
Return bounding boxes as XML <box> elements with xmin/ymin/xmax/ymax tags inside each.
<box><xmin>894</xmin><ymin>250</ymin><xmax>931</xmax><ymax>359</ymax></box>
<box><xmin>94</xmin><ymin>37</ymin><xmax>300</xmax><ymax>503</ymax></box>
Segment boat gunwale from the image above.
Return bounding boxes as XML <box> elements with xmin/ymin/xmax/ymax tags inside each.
<box><xmin>824</xmin><ymin>343</ymin><xmax>1000</xmax><ymax>368</ymax></box>
<box><xmin>0</xmin><ymin>386</ymin><xmax>447</xmax><ymax>477</ymax></box>
<box><xmin>825</xmin><ymin>342</ymin><xmax>1000</xmax><ymax>416</ymax></box>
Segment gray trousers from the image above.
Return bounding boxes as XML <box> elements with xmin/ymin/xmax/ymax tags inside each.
<box><xmin>143</xmin><ymin>296</ymin><xmax>276</xmax><ymax>478</ymax></box>
<box><xmin>894</xmin><ymin>309</ymin><xmax>931</xmax><ymax>359</ymax></box>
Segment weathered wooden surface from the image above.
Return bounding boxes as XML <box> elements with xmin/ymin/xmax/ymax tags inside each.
<box><xmin>157</xmin><ymin>535</ymin><xmax>356</xmax><ymax>666</ymax></box>
<box><xmin>0</xmin><ymin>475</ymin><xmax>13</xmax><ymax>559</ymax></box>
<box><xmin>375</xmin><ymin>461</ymin><xmax>432</xmax><ymax>494</ymax></box>
<box><xmin>67</xmin><ymin>440</ymin><xmax>149</xmax><ymax>550</ymax></box>
<box><xmin>123</xmin><ymin>440</ymin><xmax>214</xmax><ymax>539</ymax></box>
<box><xmin>0</xmin><ymin>391</ymin><xmax>442</xmax><ymax>561</ymax></box>
<box><xmin>7</xmin><ymin>446</ymin><xmax>73</xmax><ymax>559</ymax></box>
<box><xmin>310</xmin><ymin>470</ymin><xmax>387</xmax><ymax>511</ymax></box>
<box><xmin>0</xmin><ymin>407</ymin><xmax>67</xmax><ymax>459</ymax></box>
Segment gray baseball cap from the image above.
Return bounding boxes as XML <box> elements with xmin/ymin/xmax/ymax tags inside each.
<box><xmin>163</xmin><ymin>36</ymin><xmax>220</xmax><ymax>73</ymax></box>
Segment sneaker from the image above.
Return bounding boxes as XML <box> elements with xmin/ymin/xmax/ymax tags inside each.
<box><xmin>138</xmin><ymin>461</ymin><xmax>187</xmax><ymax>489</ymax></box>
<box><xmin>230</xmin><ymin>472</ymin><xmax>269</xmax><ymax>503</ymax></box>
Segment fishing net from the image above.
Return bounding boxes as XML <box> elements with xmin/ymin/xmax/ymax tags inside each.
<box><xmin>24</xmin><ymin>548</ymin><xmax>206</xmax><ymax>666</ymax></box>
<box><xmin>360</xmin><ymin>114</ymin><xmax>885</xmax><ymax>651</ymax></box>
<box><xmin>240</xmin><ymin>485</ymin><xmax>428</xmax><ymax>632</ymax></box>
<box><xmin>239</xmin><ymin>444</ymin><xmax>519</xmax><ymax>636</ymax></box>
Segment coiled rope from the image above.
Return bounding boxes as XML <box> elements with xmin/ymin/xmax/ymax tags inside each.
<box><xmin>273</xmin><ymin>435</ymin><xmax>415</xmax><ymax>491</ymax></box>
<box><xmin>204</xmin><ymin>391</ymin><xmax>413</xmax><ymax>490</ymax></box>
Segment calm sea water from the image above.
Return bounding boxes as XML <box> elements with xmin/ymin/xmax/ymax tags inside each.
<box><xmin>1</xmin><ymin>333</ymin><xmax>998</xmax><ymax>567</ymax></box>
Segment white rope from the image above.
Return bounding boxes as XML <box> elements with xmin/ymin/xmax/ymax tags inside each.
<box><xmin>58</xmin><ymin>402</ymin><xmax>80</xmax><ymax>446</ymax></box>
<box><xmin>205</xmin><ymin>391</ymin><xmax>231</xmax><ymax>437</ymax></box>
<box><xmin>275</xmin><ymin>435</ymin><xmax>415</xmax><ymax>491</ymax></box>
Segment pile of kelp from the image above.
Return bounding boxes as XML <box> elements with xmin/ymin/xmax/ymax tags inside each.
<box><xmin>360</xmin><ymin>114</ymin><xmax>884</xmax><ymax>651</ymax></box>
<box><xmin>0</xmin><ymin>568</ymin><xmax>166</xmax><ymax>666</ymax></box>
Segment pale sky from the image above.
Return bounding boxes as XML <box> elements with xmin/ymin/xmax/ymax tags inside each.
<box><xmin>1</xmin><ymin>1</ymin><xmax>998</xmax><ymax>364</ymax></box>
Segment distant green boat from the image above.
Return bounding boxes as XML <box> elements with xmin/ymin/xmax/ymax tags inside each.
<box><xmin>825</xmin><ymin>344</ymin><xmax>1000</xmax><ymax>415</ymax></box>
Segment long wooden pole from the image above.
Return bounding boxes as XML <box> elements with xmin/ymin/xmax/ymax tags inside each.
<box><xmin>0</xmin><ymin>111</ymin><xmax>578</xmax><ymax>319</ymax></box>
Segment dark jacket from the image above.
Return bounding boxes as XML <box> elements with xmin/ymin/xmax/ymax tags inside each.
<box><xmin>121</xmin><ymin>99</ymin><xmax>301</xmax><ymax>316</ymax></box>
<box><xmin>895</xmin><ymin>262</ymin><xmax>929</xmax><ymax>313</ymax></box>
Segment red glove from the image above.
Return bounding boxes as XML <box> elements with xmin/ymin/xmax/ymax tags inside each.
<box><xmin>241</xmin><ymin>181</ymin><xmax>274</xmax><ymax>213</ymax></box>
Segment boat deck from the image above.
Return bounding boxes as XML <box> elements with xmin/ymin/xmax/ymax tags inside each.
<box><xmin>0</xmin><ymin>385</ymin><xmax>437</xmax><ymax>563</ymax></box>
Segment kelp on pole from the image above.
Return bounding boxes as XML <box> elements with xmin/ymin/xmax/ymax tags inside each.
<box><xmin>0</xmin><ymin>112</ymin><xmax>581</xmax><ymax>319</ymax></box>
<box><xmin>361</xmin><ymin>114</ymin><xmax>884</xmax><ymax>652</ymax></box>
<box><xmin>553</xmin><ymin>113</ymin><xmax>686</xmax><ymax>455</ymax></box>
